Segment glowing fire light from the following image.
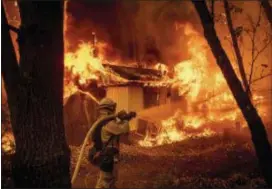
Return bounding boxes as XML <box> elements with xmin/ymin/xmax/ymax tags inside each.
<box><xmin>154</xmin><ymin>63</ymin><xmax>169</xmax><ymax>76</ymax></box>
<box><xmin>138</xmin><ymin>111</ymin><xmax>216</xmax><ymax>147</ymax></box>
<box><xmin>2</xmin><ymin>132</ymin><xmax>15</xmax><ymax>154</ymax></box>
<box><xmin>63</xmin><ymin>22</ymin><xmax>266</xmax><ymax>148</ymax></box>
<box><xmin>138</xmin><ymin>23</ymin><xmax>266</xmax><ymax>147</ymax></box>
<box><xmin>65</xmin><ymin>42</ymin><xmax>105</xmax><ymax>82</ymax></box>
<box><xmin>64</xmin><ymin>42</ymin><xmax>128</xmax><ymax>98</ymax></box>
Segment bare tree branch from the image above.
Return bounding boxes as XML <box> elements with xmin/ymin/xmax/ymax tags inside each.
<box><xmin>191</xmin><ymin>1</ymin><xmax>272</xmax><ymax>186</ymax></box>
<box><xmin>260</xmin><ymin>0</ymin><xmax>272</xmax><ymax>29</ymax></box>
<box><xmin>1</xmin><ymin>1</ymin><xmax>20</xmax><ymax>105</ymax></box>
<box><xmin>223</xmin><ymin>0</ymin><xmax>250</xmax><ymax>95</ymax></box>
<box><xmin>211</xmin><ymin>0</ymin><xmax>215</xmax><ymax>22</ymax></box>
<box><xmin>248</xmin><ymin>4</ymin><xmax>263</xmax><ymax>93</ymax></box>
<box><xmin>251</xmin><ymin>72</ymin><xmax>272</xmax><ymax>84</ymax></box>
<box><xmin>240</xmin><ymin>3</ymin><xmax>271</xmax><ymax>95</ymax></box>
<box><xmin>252</xmin><ymin>36</ymin><xmax>272</xmax><ymax>64</ymax></box>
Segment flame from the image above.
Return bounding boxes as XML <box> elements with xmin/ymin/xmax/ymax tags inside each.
<box><xmin>64</xmin><ymin>42</ymin><xmax>106</xmax><ymax>82</ymax></box>
<box><xmin>138</xmin><ymin>23</ymin><xmax>266</xmax><ymax>147</ymax></box>
<box><xmin>173</xmin><ymin>60</ymin><xmax>205</xmax><ymax>100</ymax></box>
<box><xmin>183</xmin><ymin>115</ymin><xmax>205</xmax><ymax>129</ymax></box>
<box><xmin>138</xmin><ymin>115</ymin><xmax>187</xmax><ymax>147</ymax></box>
<box><xmin>2</xmin><ymin>132</ymin><xmax>15</xmax><ymax>154</ymax></box>
<box><xmin>4</xmin><ymin>3</ymin><xmax>268</xmax><ymax>149</ymax></box>
<box><xmin>138</xmin><ymin>110</ymin><xmax>216</xmax><ymax>147</ymax></box>
<box><xmin>63</xmin><ymin>22</ymin><xmax>266</xmax><ymax>148</ymax></box>
<box><xmin>154</xmin><ymin>63</ymin><xmax>169</xmax><ymax>75</ymax></box>
<box><xmin>63</xmin><ymin>42</ymin><xmax>128</xmax><ymax>98</ymax></box>
<box><xmin>171</xmin><ymin>23</ymin><xmax>210</xmax><ymax>102</ymax></box>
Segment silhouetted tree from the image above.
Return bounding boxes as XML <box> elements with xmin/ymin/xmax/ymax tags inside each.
<box><xmin>191</xmin><ymin>1</ymin><xmax>272</xmax><ymax>187</ymax></box>
<box><xmin>223</xmin><ymin>0</ymin><xmax>250</xmax><ymax>96</ymax></box>
<box><xmin>2</xmin><ymin>1</ymin><xmax>71</xmax><ymax>187</ymax></box>
<box><xmin>260</xmin><ymin>0</ymin><xmax>272</xmax><ymax>29</ymax></box>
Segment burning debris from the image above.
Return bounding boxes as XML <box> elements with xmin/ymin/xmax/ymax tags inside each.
<box><xmin>138</xmin><ymin>109</ymin><xmax>217</xmax><ymax>147</ymax></box>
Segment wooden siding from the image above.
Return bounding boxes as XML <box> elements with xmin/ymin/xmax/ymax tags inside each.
<box><xmin>106</xmin><ymin>86</ymin><xmax>144</xmax><ymax>130</ymax></box>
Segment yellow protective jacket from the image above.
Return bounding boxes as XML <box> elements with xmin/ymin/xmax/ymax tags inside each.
<box><xmin>100</xmin><ymin>114</ymin><xmax>130</xmax><ymax>149</ymax></box>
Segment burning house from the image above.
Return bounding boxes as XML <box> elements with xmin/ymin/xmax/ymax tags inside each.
<box><xmin>63</xmin><ymin>60</ymin><xmax>172</xmax><ymax>146</ymax></box>
<box><xmin>63</xmin><ymin>21</ymin><xmax>268</xmax><ymax>147</ymax></box>
<box><xmin>2</xmin><ymin>1</ymin><xmax>272</xmax><ymax>188</ymax></box>
<box><xmin>101</xmin><ymin>64</ymin><xmax>170</xmax><ymax>129</ymax></box>
<box><xmin>62</xmin><ymin>0</ymin><xmax>269</xmax><ymax>147</ymax></box>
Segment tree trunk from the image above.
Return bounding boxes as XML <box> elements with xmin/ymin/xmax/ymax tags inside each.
<box><xmin>260</xmin><ymin>0</ymin><xmax>272</xmax><ymax>29</ymax></box>
<box><xmin>1</xmin><ymin>2</ymin><xmax>20</xmax><ymax>129</ymax></box>
<box><xmin>2</xmin><ymin>1</ymin><xmax>71</xmax><ymax>187</ymax></box>
<box><xmin>191</xmin><ymin>1</ymin><xmax>272</xmax><ymax>187</ymax></box>
<box><xmin>223</xmin><ymin>0</ymin><xmax>251</xmax><ymax>96</ymax></box>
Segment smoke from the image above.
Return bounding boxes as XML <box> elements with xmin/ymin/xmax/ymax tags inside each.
<box><xmin>65</xmin><ymin>1</ymin><xmax>202</xmax><ymax>65</ymax></box>
<box><xmin>133</xmin><ymin>1</ymin><xmax>201</xmax><ymax>67</ymax></box>
<box><xmin>65</xmin><ymin>1</ymin><xmax>271</xmax><ymax>92</ymax></box>
<box><xmin>65</xmin><ymin>0</ymin><xmax>141</xmax><ymax>62</ymax></box>
<box><xmin>65</xmin><ymin>0</ymin><xmax>122</xmax><ymax>60</ymax></box>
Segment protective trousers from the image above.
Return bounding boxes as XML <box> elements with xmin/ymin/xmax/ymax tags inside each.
<box><xmin>95</xmin><ymin>163</ymin><xmax>118</xmax><ymax>188</ymax></box>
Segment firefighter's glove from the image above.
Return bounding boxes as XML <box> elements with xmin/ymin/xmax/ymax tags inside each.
<box><xmin>117</xmin><ymin>110</ymin><xmax>128</xmax><ymax>121</ymax></box>
<box><xmin>117</xmin><ymin>110</ymin><xmax>136</xmax><ymax>121</ymax></box>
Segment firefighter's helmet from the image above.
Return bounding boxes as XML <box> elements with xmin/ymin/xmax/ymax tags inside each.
<box><xmin>98</xmin><ymin>98</ymin><xmax>116</xmax><ymax>111</ymax></box>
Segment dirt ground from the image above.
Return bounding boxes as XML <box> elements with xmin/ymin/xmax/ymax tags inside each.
<box><xmin>71</xmin><ymin>129</ymin><xmax>272</xmax><ymax>188</ymax></box>
<box><xmin>2</xmin><ymin>128</ymin><xmax>271</xmax><ymax>188</ymax></box>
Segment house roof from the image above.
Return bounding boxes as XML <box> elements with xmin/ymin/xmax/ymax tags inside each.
<box><xmin>103</xmin><ymin>64</ymin><xmax>162</xmax><ymax>81</ymax></box>
<box><xmin>99</xmin><ymin>80</ymin><xmax>171</xmax><ymax>88</ymax></box>
<box><xmin>99</xmin><ymin>64</ymin><xmax>170</xmax><ymax>88</ymax></box>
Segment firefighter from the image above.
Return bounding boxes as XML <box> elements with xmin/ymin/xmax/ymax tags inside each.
<box><xmin>90</xmin><ymin>98</ymin><xmax>134</xmax><ymax>188</ymax></box>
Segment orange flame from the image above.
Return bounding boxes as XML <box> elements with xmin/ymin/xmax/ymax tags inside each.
<box><xmin>63</xmin><ymin>22</ymin><xmax>266</xmax><ymax>147</ymax></box>
<box><xmin>2</xmin><ymin>132</ymin><xmax>15</xmax><ymax>154</ymax></box>
<box><xmin>138</xmin><ymin>23</ymin><xmax>266</xmax><ymax>147</ymax></box>
<box><xmin>63</xmin><ymin>42</ymin><xmax>129</xmax><ymax>98</ymax></box>
<box><xmin>65</xmin><ymin>42</ymin><xmax>106</xmax><ymax>81</ymax></box>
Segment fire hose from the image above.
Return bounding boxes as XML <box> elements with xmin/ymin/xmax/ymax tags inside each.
<box><xmin>71</xmin><ymin>111</ymin><xmax>136</xmax><ymax>184</ymax></box>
